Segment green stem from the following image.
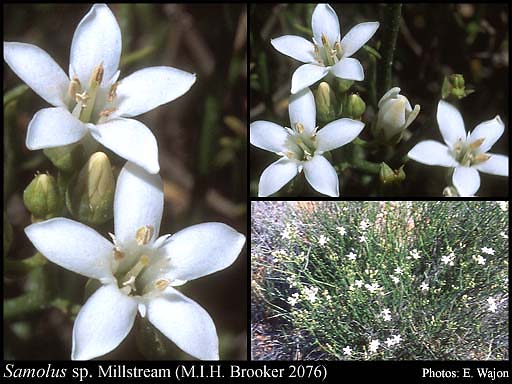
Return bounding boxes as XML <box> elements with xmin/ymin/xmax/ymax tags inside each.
<box><xmin>352</xmin><ymin>158</ymin><xmax>381</xmax><ymax>174</ymax></box>
<box><xmin>378</xmin><ymin>4</ymin><xmax>402</xmax><ymax>97</ymax></box>
<box><xmin>4</xmin><ymin>253</ymin><xmax>47</xmax><ymax>274</ymax></box>
<box><xmin>4</xmin><ymin>267</ymin><xmax>49</xmax><ymax>320</ymax></box>
<box><xmin>3</xmin><ymin>84</ymin><xmax>29</xmax><ymax>106</ymax></box>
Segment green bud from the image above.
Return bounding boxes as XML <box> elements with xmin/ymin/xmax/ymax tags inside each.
<box><xmin>336</xmin><ymin>78</ymin><xmax>354</xmax><ymax>94</ymax></box>
<box><xmin>66</xmin><ymin>152</ymin><xmax>115</xmax><ymax>225</ymax></box>
<box><xmin>315</xmin><ymin>82</ymin><xmax>338</xmax><ymax>123</ymax></box>
<box><xmin>43</xmin><ymin>142</ymin><xmax>86</xmax><ymax>173</ymax></box>
<box><xmin>343</xmin><ymin>93</ymin><xmax>366</xmax><ymax>120</ymax></box>
<box><xmin>23</xmin><ymin>173</ymin><xmax>63</xmax><ymax>219</ymax></box>
<box><xmin>441</xmin><ymin>74</ymin><xmax>475</xmax><ymax>100</ymax></box>
<box><xmin>379</xmin><ymin>162</ymin><xmax>406</xmax><ymax>184</ymax></box>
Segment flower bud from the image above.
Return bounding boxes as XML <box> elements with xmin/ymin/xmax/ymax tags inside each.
<box><xmin>343</xmin><ymin>93</ymin><xmax>366</xmax><ymax>120</ymax></box>
<box><xmin>441</xmin><ymin>74</ymin><xmax>474</xmax><ymax>100</ymax></box>
<box><xmin>379</xmin><ymin>162</ymin><xmax>405</xmax><ymax>184</ymax></box>
<box><xmin>336</xmin><ymin>78</ymin><xmax>354</xmax><ymax>94</ymax></box>
<box><xmin>374</xmin><ymin>87</ymin><xmax>420</xmax><ymax>143</ymax></box>
<box><xmin>23</xmin><ymin>173</ymin><xmax>63</xmax><ymax>219</ymax></box>
<box><xmin>43</xmin><ymin>142</ymin><xmax>86</xmax><ymax>173</ymax></box>
<box><xmin>315</xmin><ymin>82</ymin><xmax>338</xmax><ymax>123</ymax></box>
<box><xmin>66</xmin><ymin>152</ymin><xmax>115</xmax><ymax>225</ymax></box>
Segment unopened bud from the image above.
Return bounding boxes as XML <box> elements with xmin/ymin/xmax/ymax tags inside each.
<box><xmin>23</xmin><ymin>173</ymin><xmax>63</xmax><ymax>219</ymax></box>
<box><xmin>336</xmin><ymin>78</ymin><xmax>354</xmax><ymax>94</ymax></box>
<box><xmin>379</xmin><ymin>162</ymin><xmax>406</xmax><ymax>184</ymax></box>
<box><xmin>315</xmin><ymin>82</ymin><xmax>337</xmax><ymax>123</ymax></box>
<box><xmin>442</xmin><ymin>74</ymin><xmax>474</xmax><ymax>100</ymax></box>
<box><xmin>67</xmin><ymin>152</ymin><xmax>115</xmax><ymax>225</ymax></box>
<box><xmin>43</xmin><ymin>142</ymin><xmax>86</xmax><ymax>173</ymax></box>
<box><xmin>343</xmin><ymin>93</ymin><xmax>366</xmax><ymax>120</ymax></box>
<box><xmin>374</xmin><ymin>87</ymin><xmax>420</xmax><ymax>144</ymax></box>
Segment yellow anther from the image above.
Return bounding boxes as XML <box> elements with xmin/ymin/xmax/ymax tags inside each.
<box><xmin>91</xmin><ymin>63</ymin><xmax>104</xmax><ymax>86</ymax></box>
<box><xmin>295</xmin><ymin>123</ymin><xmax>305</xmax><ymax>134</ymax></box>
<box><xmin>321</xmin><ymin>33</ymin><xmax>330</xmax><ymax>47</ymax></box>
<box><xmin>108</xmin><ymin>81</ymin><xmax>120</xmax><ymax>102</ymax></box>
<box><xmin>136</xmin><ymin>225</ymin><xmax>154</xmax><ymax>246</ymax></box>
<box><xmin>68</xmin><ymin>76</ymin><xmax>82</xmax><ymax>98</ymax></box>
<box><xmin>75</xmin><ymin>91</ymin><xmax>89</xmax><ymax>106</ymax></box>
<box><xmin>113</xmin><ymin>247</ymin><xmax>124</xmax><ymax>260</ymax></box>
<box><xmin>99</xmin><ymin>108</ymin><xmax>116</xmax><ymax>117</ymax></box>
<box><xmin>473</xmin><ymin>153</ymin><xmax>491</xmax><ymax>164</ymax></box>
<box><xmin>155</xmin><ymin>279</ymin><xmax>170</xmax><ymax>291</ymax></box>
<box><xmin>469</xmin><ymin>138</ymin><xmax>485</xmax><ymax>150</ymax></box>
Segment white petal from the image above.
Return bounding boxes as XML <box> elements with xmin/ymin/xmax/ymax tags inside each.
<box><xmin>311</xmin><ymin>4</ymin><xmax>340</xmax><ymax>47</ymax></box>
<box><xmin>316</xmin><ymin>118</ymin><xmax>364</xmax><ymax>153</ymax></box>
<box><xmin>4</xmin><ymin>42</ymin><xmax>68</xmax><ymax>107</ymax></box>
<box><xmin>303</xmin><ymin>155</ymin><xmax>339</xmax><ymax>197</ymax></box>
<box><xmin>378</xmin><ymin>87</ymin><xmax>401</xmax><ymax>108</ymax></box>
<box><xmin>453</xmin><ymin>166</ymin><xmax>480</xmax><ymax>197</ymax></box>
<box><xmin>330</xmin><ymin>58</ymin><xmax>364</xmax><ymax>81</ymax></box>
<box><xmin>407</xmin><ymin>140</ymin><xmax>457</xmax><ymax>167</ymax></box>
<box><xmin>114</xmin><ymin>67</ymin><xmax>196</xmax><ymax>118</ymax></box>
<box><xmin>156</xmin><ymin>223</ymin><xmax>245</xmax><ymax>285</ymax></box>
<box><xmin>340</xmin><ymin>22</ymin><xmax>380</xmax><ymax>58</ymax></box>
<box><xmin>291</xmin><ymin>64</ymin><xmax>329</xmax><ymax>94</ymax></box>
<box><xmin>26</xmin><ymin>107</ymin><xmax>87</xmax><ymax>150</ymax></box>
<box><xmin>147</xmin><ymin>287</ymin><xmax>219</xmax><ymax>360</ymax></box>
<box><xmin>289</xmin><ymin>87</ymin><xmax>316</xmax><ymax>134</ymax></box>
<box><xmin>72</xmin><ymin>285</ymin><xmax>137</xmax><ymax>360</ymax></box>
<box><xmin>270</xmin><ymin>35</ymin><xmax>315</xmax><ymax>63</ymax></box>
<box><xmin>90</xmin><ymin>118</ymin><xmax>159</xmax><ymax>174</ymax></box>
<box><xmin>258</xmin><ymin>158</ymin><xmax>299</xmax><ymax>197</ymax></box>
<box><xmin>250</xmin><ymin>121</ymin><xmax>289</xmax><ymax>153</ymax></box>
<box><xmin>437</xmin><ymin>100</ymin><xmax>466</xmax><ymax>148</ymax></box>
<box><xmin>69</xmin><ymin>4</ymin><xmax>121</xmax><ymax>86</ymax></box>
<box><xmin>25</xmin><ymin>218</ymin><xmax>114</xmax><ymax>281</ymax></box>
<box><xmin>475</xmin><ymin>154</ymin><xmax>509</xmax><ymax>177</ymax></box>
<box><xmin>468</xmin><ymin>116</ymin><xmax>505</xmax><ymax>153</ymax></box>
<box><xmin>403</xmin><ymin>104</ymin><xmax>421</xmax><ymax>130</ymax></box>
<box><xmin>114</xmin><ymin>162</ymin><xmax>163</xmax><ymax>247</ymax></box>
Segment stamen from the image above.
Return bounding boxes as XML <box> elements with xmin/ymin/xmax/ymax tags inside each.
<box><xmin>155</xmin><ymin>279</ymin><xmax>170</xmax><ymax>291</ymax></box>
<box><xmin>295</xmin><ymin>123</ymin><xmax>305</xmax><ymax>134</ymax></box>
<box><xmin>99</xmin><ymin>108</ymin><xmax>116</xmax><ymax>117</ymax></box>
<box><xmin>334</xmin><ymin>41</ymin><xmax>344</xmax><ymax>59</ymax></box>
<box><xmin>473</xmin><ymin>153</ymin><xmax>491</xmax><ymax>164</ymax></box>
<box><xmin>469</xmin><ymin>138</ymin><xmax>485</xmax><ymax>150</ymax></box>
<box><xmin>136</xmin><ymin>225</ymin><xmax>154</xmax><ymax>246</ymax></box>
<box><xmin>68</xmin><ymin>77</ymin><xmax>82</xmax><ymax>99</ymax></box>
<box><xmin>108</xmin><ymin>81</ymin><xmax>120</xmax><ymax>103</ymax></box>
<box><xmin>113</xmin><ymin>247</ymin><xmax>124</xmax><ymax>260</ymax></box>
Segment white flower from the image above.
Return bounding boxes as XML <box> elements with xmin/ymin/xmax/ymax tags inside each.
<box><xmin>392</xmin><ymin>334</ymin><xmax>402</xmax><ymax>345</ymax></box>
<box><xmin>368</xmin><ymin>339</ymin><xmax>380</xmax><ymax>353</ymax></box>
<box><xmin>288</xmin><ymin>293</ymin><xmax>300</xmax><ymax>307</ymax></box>
<box><xmin>420</xmin><ymin>282</ymin><xmax>429</xmax><ymax>292</ymax></box>
<box><xmin>375</xmin><ymin>87</ymin><xmax>420</xmax><ymax>141</ymax></box>
<box><xmin>337</xmin><ymin>226</ymin><xmax>346</xmax><ymax>236</ymax></box>
<box><xmin>473</xmin><ymin>255</ymin><xmax>486</xmax><ymax>265</ymax></box>
<box><xmin>354</xmin><ymin>279</ymin><xmax>364</xmax><ymax>288</ymax></box>
<box><xmin>382</xmin><ymin>314</ymin><xmax>392</xmax><ymax>322</ymax></box>
<box><xmin>394</xmin><ymin>267</ymin><xmax>403</xmax><ymax>275</ymax></box>
<box><xmin>281</xmin><ymin>229</ymin><xmax>291</xmax><ymax>239</ymax></box>
<box><xmin>385</xmin><ymin>337</ymin><xmax>395</xmax><ymax>347</ymax></box>
<box><xmin>410</xmin><ymin>249</ymin><xmax>421</xmax><ymax>260</ymax></box>
<box><xmin>318</xmin><ymin>234</ymin><xmax>329</xmax><ymax>246</ymax></box>
<box><xmin>500</xmin><ymin>231</ymin><xmax>508</xmax><ymax>239</ymax></box>
<box><xmin>359</xmin><ymin>219</ymin><xmax>370</xmax><ymax>230</ymax></box>
<box><xmin>497</xmin><ymin>201</ymin><xmax>508</xmax><ymax>211</ymax></box>
<box><xmin>441</xmin><ymin>253</ymin><xmax>455</xmax><ymax>266</ymax></box>
<box><xmin>390</xmin><ymin>275</ymin><xmax>400</xmax><ymax>284</ymax></box>
<box><xmin>346</xmin><ymin>251</ymin><xmax>357</xmax><ymax>261</ymax></box>
<box><xmin>481</xmin><ymin>247</ymin><xmax>495</xmax><ymax>255</ymax></box>
<box><xmin>365</xmin><ymin>283</ymin><xmax>381</xmax><ymax>293</ymax></box>
<box><xmin>489</xmin><ymin>303</ymin><xmax>498</xmax><ymax>313</ymax></box>
<box><xmin>303</xmin><ymin>286</ymin><xmax>319</xmax><ymax>303</ymax></box>
<box><xmin>271</xmin><ymin>4</ymin><xmax>379</xmax><ymax>93</ymax></box>
<box><xmin>381</xmin><ymin>308</ymin><xmax>391</xmax><ymax>317</ymax></box>
<box><xmin>487</xmin><ymin>297</ymin><xmax>496</xmax><ymax>305</ymax></box>
<box><xmin>358</xmin><ymin>235</ymin><xmax>366</xmax><ymax>243</ymax></box>
<box><xmin>25</xmin><ymin>162</ymin><xmax>245</xmax><ymax>360</ymax></box>
<box><xmin>408</xmin><ymin>100</ymin><xmax>508</xmax><ymax>196</ymax></box>
<box><xmin>343</xmin><ymin>346</ymin><xmax>353</xmax><ymax>356</ymax></box>
<box><xmin>3</xmin><ymin>4</ymin><xmax>196</xmax><ymax>174</ymax></box>
<box><xmin>250</xmin><ymin>88</ymin><xmax>364</xmax><ymax>197</ymax></box>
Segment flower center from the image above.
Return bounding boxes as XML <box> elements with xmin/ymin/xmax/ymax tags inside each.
<box><xmin>313</xmin><ymin>33</ymin><xmax>343</xmax><ymax>66</ymax></box>
<box><xmin>111</xmin><ymin>225</ymin><xmax>171</xmax><ymax>297</ymax></box>
<box><xmin>67</xmin><ymin>63</ymin><xmax>119</xmax><ymax>124</ymax></box>
<box><xmin>453</xmin><ymin>138</ymin><xmax>490</xmax><ymax>167</ymax></box>
<box><xmin>283</xmin><ymin>123</ymin><xmax>318</xmax><ymax>162</ymax></box>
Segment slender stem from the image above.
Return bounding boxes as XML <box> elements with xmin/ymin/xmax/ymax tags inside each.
<box><xmin>352</xmin><ymin>158</ymin><xmax>381</xmax><ymax>174</ymax></box>
<box><xmin>378</xmin><ymin>4</ymin><xmax>402</xmax><ymax>97</ymax></box>
<box><xmin>4</xmin><ymin>253</ymin><xmax>47</xmax><ymax>274</ymax></box>
<box><xmin>4</xmin><ymin>267</ymin><xmax>49</xmax><ymax>320</ymax></box>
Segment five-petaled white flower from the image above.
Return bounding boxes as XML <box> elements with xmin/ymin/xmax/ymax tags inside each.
<box><xmin>408</xmin><ymin>100</ymin><xmax>508</xmax><ymax>196</ymax></box>
<box><xmin>354</xmin><ymin>279</ymin><xmax>364</xmax><ymax>288</ymax></box>
<box><xmin>368</xmin><ymin>339</ymin><xmax>380</xmax><ymax>353</ymax></box>
<box><xmin>420</xmin><ymin>282</ymin><xmax>429</xmax><ymax>292</ymax></box>
<box><xmin>25</xmin><ymin>162</ymin><xmax>246</xmax><ymax>360</ymax></box>
<box><xmin>271</xmin><ymin>4</ymin><xmax>379</xmax><ymax>93</ymax></box>
<box><xmin>410</xmin><ymin>249</ymin><xmax>421</xmax><ymax>260</ymax></box>
<box><xmin>390</xmin><ymin>275</ymin><xmax>400</xmax><ymax>284</ymax></box>
<box><xmin>473</xmin><ymin>255</ymin><xmax>486</xmax><ymax>265</ymax></box>
<box><xmin>318</xmin><ymin>234</ymin><xmax>329</xmax><ymax>246</ymax></box>
<box><xmin>481</xmin><ymin>247</ymin><xmax>495</xmax><ymax>255</ymax></box>
<box><xmin>346</xmin><ymin>251</ymin><xmax>357</xmax><ymax>261</ymax></box>
<box><xmin>337</xmin><ymin>226</ymin><xmax>346</xmax><ymax>236</ymax></box>
<box><xmin>487</xmin><ymin>297</ymin><xmax>497</xmax><ymax>313</ymax></box>
<box><xmin>343</xmin><ymin>346</ymin><xmax>353</xmax><ymax>356</ymax></box>
<box><xmin>4</xmin><ymin>4</ymin><xmax>196</xmax><ymax>174</ymax></box>
<box><xmin>250</xmin><ymin>88</ymin><xmax>364</xmax><ymax>197</ymax></box>
<box><xmin>392</xmin><ymin>334</ymin><xmax>402</xmax><ymax>345</ymax></box>
<box><xmin>287</xmin><ymin>293</ymin><xmax>300</xmax><ymax>307</ymax></box>
<box><xmin>394</xmin><ymin>267</ymin><xmax>403</xmax><ymax>275</ymax></box>
<box><xmin>441</xmin><ymin>253</ymin><xmax>455</xmax><ymax>266</ymax></box>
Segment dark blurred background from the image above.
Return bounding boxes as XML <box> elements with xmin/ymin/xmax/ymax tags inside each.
<box><xmin>250</xmin><ymin>3</ymin><xmax>509</xmax><ymax>196</ymax></box>
<box><xmin>4</xmin><ymin>3</ymin><xmax>247</xmax><ymax>359</ymax></box>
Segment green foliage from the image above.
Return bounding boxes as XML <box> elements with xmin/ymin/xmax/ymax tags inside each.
<box><xmin>252</xmin><ymin>201</ymin><xmax>509</xmax><ymax>360</ymax></box>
